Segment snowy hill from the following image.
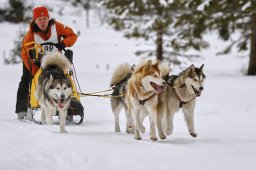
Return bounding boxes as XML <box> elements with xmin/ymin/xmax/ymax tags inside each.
<box><xmin>0</xmin><ymin>1</ymin><xmax>255</xmax><ymax>170</ymax></box>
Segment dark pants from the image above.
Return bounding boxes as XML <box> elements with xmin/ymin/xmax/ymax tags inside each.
<box><xmin>15</xmin><ymin>63</ymin><xmax>32</xmax><ymax>113</ymax></box>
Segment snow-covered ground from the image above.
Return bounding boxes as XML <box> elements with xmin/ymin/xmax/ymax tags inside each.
<box><xmin>0</xmin><ymin>1</ymin><xmax>255</xmax><ymax>170</ymax></box>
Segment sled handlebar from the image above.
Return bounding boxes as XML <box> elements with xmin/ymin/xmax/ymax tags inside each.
<box><xmin>40</xmin><ymin>42</ymin><xmax>73</xmax><ymax>64</ymax></box>
<box><xmin>25</xmin><ymin>41</ymin><xmax>73</xmax><ymax>64</ymax></box>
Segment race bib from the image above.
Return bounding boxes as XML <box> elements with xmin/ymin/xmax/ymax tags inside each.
<box><xmin>42</xmin><ymin>44</ymin><xmax>57</xmax><ymax>54</ymax></box>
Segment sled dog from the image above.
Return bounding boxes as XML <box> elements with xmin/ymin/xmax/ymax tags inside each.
<box><xmin>126</xmin><ymin>60</ymin><xmax>168</xmax><ymax>141</ymax></box>
<box><xmin>158</xmin><ymin>64</ymin><xmax>205</xmax><ymax>139</ymax></box>
<box><xmin>35</xmin><ymin>51</ymin><xmax>72</xmax><ymax>133</ymax></box>
<box><xmin>110</xmin><ymin>63</ymin><xmax>135</xmax><ymax>133</ymax></box>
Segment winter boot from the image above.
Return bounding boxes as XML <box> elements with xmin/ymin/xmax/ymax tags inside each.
<box><xmin>17</xmin><ymin>112</ymin><xmax>27</xmax><ymax>120</ymax></box>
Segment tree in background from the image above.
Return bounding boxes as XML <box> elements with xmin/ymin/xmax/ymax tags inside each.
<box><xmin>71</xmin><ymin>0</ymin><xmax>106</xmax><ymax>27</ymax></box>
<box><xmin>71</xmin><ymin>0</ymin><xmax>91</xmax><ymax>28</ymax></box>
<box><xmin>198</xmin><ymin>0</ymin><xmax>256</xmax><ymax>75</ymax></box>
<box><xmin>104</xmin><ymin>0</ymin><xmax>256</xmax><ymax>75</ymax></box>
<box><xmin>1</xmin><ymin>0</ymin><xmax>31</xmax><ymax>64</ymax></box>
<box><xmin>5</xmin><ymin>0</ymin><xmax>26</xmax><ymax>23</ymax></box>
<box><xmin>103</xmin><ymin>0</ymin><xmax>207</xmax><ymax>65</ymax></box>
<box><xmin>4</xmin><ymin>26</ymin><xmax>26</xmax><ymax>65</ymax></box>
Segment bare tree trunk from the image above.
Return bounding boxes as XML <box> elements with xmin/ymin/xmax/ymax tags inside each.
<box><xmin>86</xmin><ymin>9</ymin><xmax>90</xmax><ymax>28</ymax></box>
<box><xmin>97</xmin><ymin>7</ymin><xmax>103</xmax><ymax>25</ymax></box>
<box><xmin>156</xmin><ymin>30</ymin><xmax>163</xmax><ymax>61</ymax></box>
<box><xmin>248</xmin><ymin>13</ymin><xmax>256</xmax><ymax>75</ymax></box>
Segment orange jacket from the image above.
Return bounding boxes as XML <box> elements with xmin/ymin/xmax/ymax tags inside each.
<box><xmin>21</xmin><ymin>21</ymin><xmax>77</xmax><ymax>76</ymax></box>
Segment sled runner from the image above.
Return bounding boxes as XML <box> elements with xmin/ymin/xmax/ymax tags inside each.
<box><xmin>25</xmin><ymin>42</ymin><xmax>84</xmax><ymax>125</ymax></box>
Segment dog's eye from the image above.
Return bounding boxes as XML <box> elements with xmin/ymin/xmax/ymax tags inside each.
<box><xmin>49</xmin><ymin>85</ymin><xmax>53</xmax><ymax>89</ymax></box>
<box><xmin>154</xmin><ymin>75</ymin><xmax>158</xmax><ymax>77</ymax></box>
<box><xmin>56</xmin><ymin>87</ymin><xmax>60</xmax><ymax>90</ymax></box>
<box><xmin>193</xmin><ymin>79</ymin><xmax>197</xmax><ymax>81</ymax></box>
<box><xmin>64</xmin><ymin>87</ymin><xmax>66</xmax><ymax>90</ymax></box>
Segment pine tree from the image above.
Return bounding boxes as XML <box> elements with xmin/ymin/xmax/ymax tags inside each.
<box><xmin>5</xmin><ymin>0</ymin><xmax>26</xmax><ymax>23</ymax></box>
<box><xmin>5</xmin><ymin>26</ymin><xmax>26</xmax><ymax>64</ymax></box>
<box><xmin>104</xmin><ymin>0</ymin><xmax>206</xmax><ymax>64</ymax></box>
<box><xmin>189</xmin><ymin>0</ymin><xmax>256</xmax><ymax>75</ymax></box>
<box><xmin>104</xmin><ymin>0</ymin><xmax>256</xmax><ymax>75</ymax></box>
<box><xmin>71</xmin><ymin>0</ymin><xmax>92</xmax><ymax>27</ymax></box>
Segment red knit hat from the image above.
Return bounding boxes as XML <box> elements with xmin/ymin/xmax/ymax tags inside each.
<box><xmin>33</xmin><ymin>6</ymin><xmax>49</xmax><ymax>20</ymax></box>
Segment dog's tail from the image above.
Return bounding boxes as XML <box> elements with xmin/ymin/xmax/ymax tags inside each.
<box><xmin>159</xmin><ymin>62</ymin><xmax>170</xmax><ymax>78</ymax></box>
<box><xmin>110</xmin><ymin>63</ymin><xmax>134</xmax><ymax>86</ymax></box>
<box><xmin>41</xmin><ymin>51</ymin><xmax>72</xmax><ymax>71</ymax></box>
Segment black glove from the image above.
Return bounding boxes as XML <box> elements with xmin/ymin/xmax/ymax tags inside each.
<box><xmin>34</xmin><ymin>60</ymin><xmax>41</xmax><ymax>67</ymax></box>
<box><xmin>55</xmin><ymin>42</ymin><xmax>65</xmax><ymax>50</ymax></box>
<box><xmin>28</xmin><ymin>49</ymin><xmax>36</xmax><ymax>59</ymax></box>
<box><xmin>65</xmin><ymin>49</ymin><xmax>73</xmax><ymax>64</ymax></box>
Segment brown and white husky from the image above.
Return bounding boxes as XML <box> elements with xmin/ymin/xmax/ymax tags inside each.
<box><xmin>125</xmin><ymin>60</ymin><xmax>167</xmax><ymax>141</ymax></box>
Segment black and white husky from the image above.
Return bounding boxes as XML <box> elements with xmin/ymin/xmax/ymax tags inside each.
<box><xmin>35</xmin><ymin>52</ymin><xmax>72</xmax><ymax>133</ymax></box>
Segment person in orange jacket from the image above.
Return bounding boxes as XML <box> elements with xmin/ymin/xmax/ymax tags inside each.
<box><xmin>16</xmin><ymin>6</ymin><xmax>78</xmax><ymax>119</ymax></box>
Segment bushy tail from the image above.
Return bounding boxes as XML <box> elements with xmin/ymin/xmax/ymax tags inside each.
<box><xmin>41</xmin><ymin>51</ymin><xmax>72</xmax><ymax>71</ymax></box>
<box><xmin>159</xmin><ymin>62</ymin><xmax>170</xmax><ymax>78</ymax></box>
<box><xmin>110</xmin><ymin>63</ymin><xmax>134</xmax><ymax>86</ymax></box>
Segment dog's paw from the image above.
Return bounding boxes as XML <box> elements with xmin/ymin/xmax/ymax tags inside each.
<box><xmin>150</xmin><ymin>136</ymin><xmax>158</xmax><ymax>141</ymax></box>
<box><xmin>134</xmin><ymin>132</ymin><xmax>142</xmax><ymax>140</ymax></box>
<box><xmin>126</xmin><ymin>127</ymin><xmax>134</xmax><ymax>134</ymax></box>
<box><xmin>159</xmin><ymin>132</ymin><xmax>166</xmax><ymax>140</ymax></box>
<box><xmin>115</xmin><ymin>127</ymin><xmax>121</xmax><ymax>132</ymax></box>
<box><xmin>135</xmin><ymin>136</ymin><xmax>142</xmax><ymax>140</ymax></box>
<box><xmin>190</xmin><ymin>132</ymin><xmax>197</xmax><ymax>138</ymax></box>
<box><xmin>60</xmin><ymin>129</ymin><xmax>68</xmax><ymax>133</ymax></box>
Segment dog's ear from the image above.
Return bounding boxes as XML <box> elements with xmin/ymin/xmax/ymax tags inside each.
<box><xmin>185</xmin><ymin>64</ymin><xmax>195</xmax><ymax>76</ymax></box>
<box><xmin>45</xmin><ymin>74</ymin><xmax>54</xmax><ymax>91</ymax></box>
<box><xmin>145</xmin><ymin>60</ymin><xmax>152</xmax><ymax>68</ymax></box>
<box><xmin>199</xmin><ymin>64</ymin><xmax>204</xmax><ymax>71</ymax></box>
<box><xmin>130</xmin><ymin>64</ymin><xmax>136</xmax><ymax>72</ymax></box>
<box><xmin>180</xmin><ymin>65</ymin><xmax>195</xmax><ymax>85</ymax></box>
<box><xmin>153</xmin><ymin>60</ymin><xmax>160</xmax><ymax>68</ymax></box>
<box><xmin>189</xmin><ymin>64</ymin><xmax>195</xmax><ymax>71</ymax></box>
<box><xmin>155</xmin><ymin>60</ymin><xmax>160</xmax><ymax>66</ymax></box>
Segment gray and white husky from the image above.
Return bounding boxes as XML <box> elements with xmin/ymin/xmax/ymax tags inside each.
<box><xmin>35</xmin><ymin>52</ymin><xmax>72</xmax><ymax>133</ymax></box>
<box><xmin>157</xmin><ymin>64</ymin><xmax>206</xmax><ymax>139</ymax></box>
<box><xmin>110</xmin><ymin>63</ymin><xmax>135</xmax><ymax>133</ymax></box>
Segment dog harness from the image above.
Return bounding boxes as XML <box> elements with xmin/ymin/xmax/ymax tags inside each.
<box><xmin>112</xmin><ymin>72</ymin><xmax>132</xmax><ymax>96</ymax></box>
<box><xmin>165</xmin><ymin>74</ymin><xmax>191</xmax><ymax>108</ymax></box>
<box><xmin>134</xmin><ymin>92</ymin><xmax>157</xmax><ymax>105</ymax></box>
<box><xmin>173</xmin><ymin>87</ymin><xmax>188</xmax><ymax>108</ymax></box>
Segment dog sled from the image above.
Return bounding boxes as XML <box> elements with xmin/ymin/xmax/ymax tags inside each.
<box><xmin>25</xmin><ymin>42</ymin><xmax>84</xmax><ymax>125</ymax></box>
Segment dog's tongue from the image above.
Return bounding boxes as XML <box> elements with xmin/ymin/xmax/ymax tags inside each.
<box><xmin>58</xmin><ymin>100</ymin><xmax>65</xmax><ymax>108</ymax></box>
<box><xmin>151</xmin><ymin>82</ymin><xmax>164</xmax><ymax>94</ymax></box>
<box><xmin>156</xmin><ymin>85</ymin><xmax>164</xmax><ymax>94</ymax></box>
